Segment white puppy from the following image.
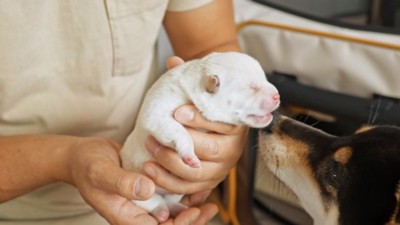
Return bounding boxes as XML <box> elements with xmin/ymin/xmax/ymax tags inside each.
<box><xmin>120</xmin><ymin>52</ymin><xmax>280</xmax><ymax>222</ymax></box>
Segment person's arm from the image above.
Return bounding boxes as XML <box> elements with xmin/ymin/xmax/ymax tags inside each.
<box><xmin>163</xmin><ymin>0</ymin><xmax>241</xmax><ymax>60</ymax></box>
<box><xmin>0</xmin><ymin>135</ymin><xmax>161</xmax><ymax>224</ymax></box>
<box><xmin>0</xmin><ymin>135</ymin><xmax>74</xmax><ymax>201</ymax></box>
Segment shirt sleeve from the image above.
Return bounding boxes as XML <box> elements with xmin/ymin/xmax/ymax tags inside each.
<box><xmin>167</xmin><ymin>0</ymin><xmax>214</xmax><ymax>12</ymax></box>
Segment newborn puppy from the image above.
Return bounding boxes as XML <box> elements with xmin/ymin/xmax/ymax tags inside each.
<box><xmin>120</xmin><ymin>52</ymin><xmax>280</xmax><ymax>222</ymax></box>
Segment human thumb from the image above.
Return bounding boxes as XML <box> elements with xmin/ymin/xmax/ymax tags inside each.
<box><xmin>101</xmin><ymin>165</ymin><xmax>156</xmax><ymax>200</ymax></box>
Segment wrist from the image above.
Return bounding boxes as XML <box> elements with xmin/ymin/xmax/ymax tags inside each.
<box><xmin>0</xmin><ymin>134</ymin><xmax>86</xmax><ymax>201</ymax></box>
<box><xmin>59</xmin><ymin>137</ymin><xmax>122</xmax><ymax>186</ymax></box>
<box><xmin>25</xmin><ymin>135</ymin><xmax>86</xmax><ymax>185</ymax></box>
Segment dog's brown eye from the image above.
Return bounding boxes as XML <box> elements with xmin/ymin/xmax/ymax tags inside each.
<box><xmin>327</xmin><ymin>164</ymin><xmax>339</xmax><ymax>187</ymax></box>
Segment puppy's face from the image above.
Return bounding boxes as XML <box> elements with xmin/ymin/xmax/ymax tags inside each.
<box><xmin>195</xmin><ymin>52</ymin><xmax>280</xmax><ymax>128</ymax></box>
<box><xmin>258</xmin><ymin>115</ymin><xmax>400</xmax><ymax>225</ymax></box>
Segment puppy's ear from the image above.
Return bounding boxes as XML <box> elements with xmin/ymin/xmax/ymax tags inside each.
<box><xmin>205</xmin><ymin>75</ymin><xmax>220</xmax><ymax>94</ymax></box>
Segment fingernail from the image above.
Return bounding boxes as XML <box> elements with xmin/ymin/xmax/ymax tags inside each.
<box><xmin>135</xmin><ymin>177</ymin><xmax>153</xmax><ymax>198</ymax></box>
<box><xmin>145</xmin><ymin>137</ymin><xmax>160</xmax><ymax>156</ymax></box>
<box><xmin>175</xmin><ymin>108</ymin><xmax>195</xmax><ymax>122</ymax></box>
<box><xmin>143</xmin><ymin>165</ymin><xmax>157</xmax><ymax>178</ymax></box>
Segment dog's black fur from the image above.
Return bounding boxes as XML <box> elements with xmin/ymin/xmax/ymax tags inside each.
<box><xmin>258</xmin><ymin>114</ymin><xmax>400</xmax><ymax>225</ymax></box>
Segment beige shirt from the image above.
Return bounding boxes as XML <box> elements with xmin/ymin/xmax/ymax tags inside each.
<box><xmin>0</xmin><ymin>0</ymin><xmax>212</xmax><ymax>224</ymax></box>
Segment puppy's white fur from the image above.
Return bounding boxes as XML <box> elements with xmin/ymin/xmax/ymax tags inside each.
<box><xmin>120</xmin><ymin>52</ymin><xmax>279</xmax><ymax>221</ymax></box>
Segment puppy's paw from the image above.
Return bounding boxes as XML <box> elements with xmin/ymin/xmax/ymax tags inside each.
<box><xmin>182</xmin><ymin>155</ymin><xmax>201</xmax><ymax>168</ymax></box>
<box><xmin>151</xmin><ymin>205</ymin><xmax>170</xmax><ymax>223</ymax></box>
<box><xmin>168</xmin><ymin>202</ymin><xmax>188</xmax><ymax>217</ymax></box>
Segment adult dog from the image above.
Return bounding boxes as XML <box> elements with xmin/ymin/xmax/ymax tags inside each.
<box><xmin>258</xmin><ymin>114</ymin><xmax>400</xmax><ymax>225</ymax></box>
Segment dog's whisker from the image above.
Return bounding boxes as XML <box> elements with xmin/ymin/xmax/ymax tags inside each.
<box><xmin>298</xmin><ymin>113</ymin><xmax>310</xmax><ymax>123</ymax></box>
<box><xmin>367</xmin><ymin>97</ymin><xmax>382</xmax><ymax>125</ymax></box>
<box><xmin>367</xmin><ymin>103</ymin><xmax>374</xmax><ymax>125</ymax></box>
<box><xmin>310</xmin><ymin>121</ymin><xmax>320</xmax><ymax>128</ymax></box>
<box><xmin>370</xmin><ymin>97</ymin><xmax>382</xmax><ymax>125</ymax></box>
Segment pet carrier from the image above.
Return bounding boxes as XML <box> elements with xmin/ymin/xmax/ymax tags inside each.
<box><xmin>214</xmin><ymin>0</ymin><xmax>400</xmax><ymax>225</ymax></box>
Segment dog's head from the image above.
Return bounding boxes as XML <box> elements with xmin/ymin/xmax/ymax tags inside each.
<box><xmin>182</xmin><ymin>52</ymin><xmax>280</xmax><ymax>128</ymax></box>
<box><xmin>258</xmin><ymin>114</ymin><xmax>400</xmax><ymax>225</ymax></box>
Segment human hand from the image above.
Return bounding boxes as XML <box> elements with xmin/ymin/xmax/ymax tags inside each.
<box><xmin>161</xmin><ymin>202</ymin><xmax>218</xmax><ymax>225</ymax></box>
<box><xmin>166</xmin><ymin>55</ymin><xmax>185</xmax><ymax>69</ymax></box>
<box><xmin>65</xmin><ymin>137</ymin><xmax>160</xmax><ymax>225</ymax></box>
<box><xmin>143</xmin><ymin>105</ymin><xmax>246</xmax><ymax>225</ymax></box>
<box><xmin>143</xmin><ymin>106</ymin><xmax>248</xmax><ymax>194</ymax></box>
<box><xmin>65</xmin><ymin>136</ymin><xmax>218</xmax><ymax>225</ymax></box>
<box><xmin>66</xmin><ymin>55</ymin><xmax>222</xmax><ymax>224</ymax></box>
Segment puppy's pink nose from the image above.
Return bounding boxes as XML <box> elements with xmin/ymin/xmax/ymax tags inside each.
<box><xmin>273</xmin><ymin>93</ymin><xmax>280</xmax><ymax>103</ymax></box>
<box><xmin>260</xmin><ymin>93</ymin><xmax>280</xmax><ymax>111</ymax></box>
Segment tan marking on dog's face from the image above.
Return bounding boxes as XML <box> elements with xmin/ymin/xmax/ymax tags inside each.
<box><xmin>259</xmin><ymin>118</ymin><xmax>343</xmax><ymax>224</ymax></box>
<box><xmin>259</xmin><ymin>130</ymin><xmax>321</xmax><ymax>194</ymax></box>
<box><xmin>259</xmin><ymin>130</ymin><xmax>335</xmax><ymax>223</ymax></box>
<box><xmin>355</xmin><ymin>126</ymin><xmax>375</xmax><ymax>134</ymax></box>
<box><xmin>333</xmin><ymin>147</ymin><xmax>353</xmax><ymax>165</ymax></box>
<box><xmin>259</xmin><ymin>130</ymin><xmax>309</xmax><ymax>167</ymax></box>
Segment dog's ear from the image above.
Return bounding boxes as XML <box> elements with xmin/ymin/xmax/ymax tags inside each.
<box><xmin>205</xmin><ymin>75</ymin><xmax>220</xmax><ymax>94</ymax></box>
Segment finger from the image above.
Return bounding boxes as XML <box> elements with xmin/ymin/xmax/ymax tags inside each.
<box><xmin>186</xmin><ymin>127</ymin><xmax>246</xmax><ymax>162</ymax></box>
<box><xmin>174</xmin><ymin>207</ymin><xmax>202</xmax><ymax>225</ymax></box>
<box><xmin>145</xmin><ymin>133</ymin><xmax>221</xmax><ymax>163</ymax></box>
<box><xmin>174</xmin><ymin>104</ymin><xmax>242</xmax><ymax>134</ymax></box>
<box><xmin>111</xmin><ymin>202</ymin><xmax>156</xmax><ymax>225</ymax></box>
<box><xmin>97</xmin><ymin>161</ymin><xmax>155</xmax><ymax>200</ymax></box>
<box><xmin>162</xmin><ymin>207</ymin><xmax>201</xmax><ymax>225</ymax></box>
<box><xmin>193</xmin><ymin>203</ymin><xmax>219</xmax><ymax>225</ymax></box>
<box><xmin>167</xmin><ymin>56</ymin><xmax>185</xmax><ymax>69</ymax></box>
<box><xmin>145</xmin><ymin>127</ymin><xmax>244</xmax><ymax>164</ymax></box>
<box><xmin>143</xmin><ymin>162</ymin><xmax>219</xmax><ymax>194</ymax></box>
<box><xmin>144</xmin><ymin>132</ymin><xmax>219</xmax><ymax>163</ymax></box>
<box><xmin>181</xmin><ymin>190</ymin><xmax>212</xmax><ymax>207</ymax></box>
<box><xmin>144</xmin><ymin>141</ymin><xmax>225</xmax><ymax>182</ymax></box>
<box><xmin>106</xmin><ymin>201</ymin><xmax>157</xmax><ymax>225</ymax></box>
<box><xmin>83</xmin><ymin>188</ymin><xmax>158</xmax><ymax>225</ymax></box>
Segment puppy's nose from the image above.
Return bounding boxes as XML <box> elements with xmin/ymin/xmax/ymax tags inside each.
<box><xmin>272</xmin><ymin>93</ymin><xmax>280</xmax><ymax>103</ymax></box>
<box><xmin>260</xmin><ymin>92</ymin><xmax>280</xmax><ymax>111</ymax></box>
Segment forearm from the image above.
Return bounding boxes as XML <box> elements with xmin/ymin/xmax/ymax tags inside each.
<box><xmin>189</xmin><ymin>40</ymin><xmax>241</xmax><ymax>59</ymax></box>
<box><xmin>164</xmin><ymin>0</ymin><xmax>241</xmax><ymax>60</ymax></box>
<box><xmin>0</xmin><ymin>134</ymin><xmax>78</xmax><ymax>202</ymax></box>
